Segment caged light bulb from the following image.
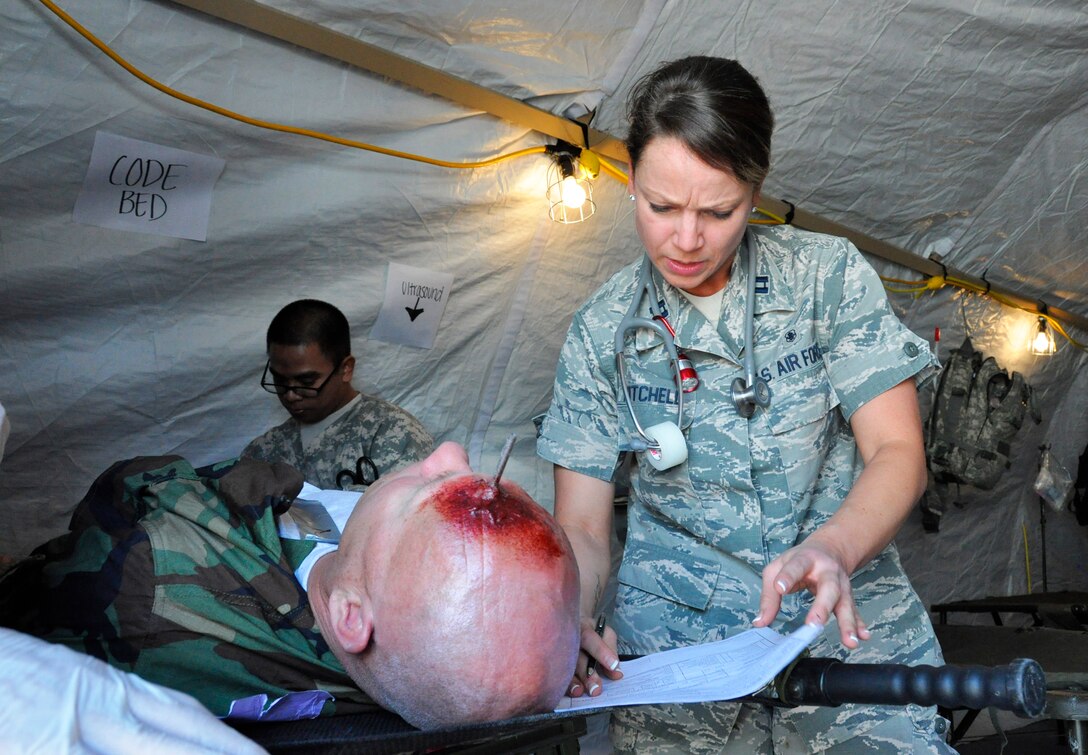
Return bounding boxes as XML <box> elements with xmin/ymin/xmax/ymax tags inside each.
<box><xmin>560</xmin><ymin>175</ymin><xmax>587</xmax><ymax>209</ymax></box>
<box><xmin>1029</xmin><ymin>316</ymin><xmax>1056</xmax><ymax>356</ymax></box>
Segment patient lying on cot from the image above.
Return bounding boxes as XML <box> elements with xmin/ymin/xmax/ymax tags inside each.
<box><xmin>1</xmin><ymin>441</ymin><xmax>580</xmax><ymax>730</ymax></box>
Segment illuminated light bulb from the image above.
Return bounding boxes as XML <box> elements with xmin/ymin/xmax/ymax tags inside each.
<box><xmin>560</xmin><ymin>175</ymin><xmax>587</xmax><ymax>209</ymax></box>
<box><xmin>545</xmin><ymin>147</ymin><xmax>596</xmax><ymax>224</ymax></box>
<box><xmin>1029</xmin><ymin>316</ymin><xmax>1056</xmax><ymax>356</ymax></box>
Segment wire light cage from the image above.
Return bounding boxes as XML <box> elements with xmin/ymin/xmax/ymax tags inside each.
<box><xmin>1029</xmin><ymin>315</ymin><xmax>1057</xmax><ymax>355</ymax></box>
<box><xmin>546</xmin><ymin>146</ymin><xmax>596</xmax><ymax>224</ymax></box>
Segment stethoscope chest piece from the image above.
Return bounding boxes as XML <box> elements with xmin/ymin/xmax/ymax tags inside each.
<box><xmin>730</xmin><ymin>375</ymin><xmax>771</xmax><ymax>419</ymax></box>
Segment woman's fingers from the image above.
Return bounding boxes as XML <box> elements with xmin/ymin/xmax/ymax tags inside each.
<box><xmin>568</xmin><ymin>624</ymin><xmax>623</xmax><ymax>697</ymax></box>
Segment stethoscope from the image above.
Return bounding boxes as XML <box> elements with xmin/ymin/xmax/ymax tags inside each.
<box><xmin>615</xmin><ymin>237</ymin><xmax>771</xmax><ymax>470</ymax></box>
<box><xmin>336</xmin><ymin>455</ymin><xmax>380</xmax><ymax>490</ymax></box>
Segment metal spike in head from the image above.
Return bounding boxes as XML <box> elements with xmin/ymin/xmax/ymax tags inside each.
<box><xmin>493</xmin><ymin>433</ymin><xmax>517</xmax><ymax>485</ymax></box>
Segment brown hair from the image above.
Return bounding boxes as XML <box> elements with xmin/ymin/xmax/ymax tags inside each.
<box><xmin>626</xmin><ymin>56</ymin><xmax>774</xmax><ymax>188</ymax></box>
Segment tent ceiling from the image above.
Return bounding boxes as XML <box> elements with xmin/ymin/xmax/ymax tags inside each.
<box><xmin>164</xmin><ymin>1</ymin><xmax>1080</xmax><ymax>329</ymax></box>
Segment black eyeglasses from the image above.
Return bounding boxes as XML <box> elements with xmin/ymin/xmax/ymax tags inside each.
<box><xmin>260</xmin><ymin>360</ymin><xmax>343</xmax><ymax>397</ymax></box>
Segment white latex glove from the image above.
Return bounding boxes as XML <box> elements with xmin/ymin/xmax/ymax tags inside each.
<box><xmin>0</xmin><ymin>628</ymin><xmax>269</xmax><ymax>755</ymax></box>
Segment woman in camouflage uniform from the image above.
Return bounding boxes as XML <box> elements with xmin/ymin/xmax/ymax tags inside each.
<box><xmin>537</xmin><ymin>56</ymin><xmax>953</xmax><ymax>753</ymax></box>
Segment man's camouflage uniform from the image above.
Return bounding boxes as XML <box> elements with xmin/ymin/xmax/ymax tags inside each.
<box><xmin>5</xmin><ymin>455</ymin><xmax>377</xmax><ymax>719</ymax></box>
<box><xmin>539</xmin><ymin>225</ymin><xmax>953</xmax><ymax>753</ymax></box>
<box><xmin>243</xmin><ymin>393</ymin><xmax>434</xmax><ymax>490</ymax></box>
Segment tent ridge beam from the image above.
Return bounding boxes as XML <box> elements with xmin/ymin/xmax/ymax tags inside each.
<box><xmin>165</xmin><ymin>0</ymin><xmax>622</xmax><ymax>157</ymax></box>
<box><xmin>760</xmin><ymin>196</ymin><xmax>1088</xmax><ymax>333</ymax></box>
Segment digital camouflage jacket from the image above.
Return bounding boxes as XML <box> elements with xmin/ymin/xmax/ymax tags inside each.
<box><xmin>243</xmin><ymin>393</ymin><xmax>434</xmax><ymax>491</ymax></box>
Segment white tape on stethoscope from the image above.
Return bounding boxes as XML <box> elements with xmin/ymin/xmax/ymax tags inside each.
<box><xmin>615</xmin><ymin>237</ymin><xmax>771</xmax><ymax>470</ymax></box>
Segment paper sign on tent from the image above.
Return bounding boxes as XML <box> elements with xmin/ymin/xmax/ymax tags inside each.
<box><xmin>370</xmin><ymin>263</ymin><xmax>454</xmax><ymax>349</ymax></box>
<box><xmin>73</xmin><ymin>131</ymin><xmax>225</xmax><ymax>242</ymax></box>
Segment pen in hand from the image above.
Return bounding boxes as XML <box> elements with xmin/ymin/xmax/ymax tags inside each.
<box><xmin>585</xmin><ymin>613</ymin><xmax>607</xmax><ymax>676</ymax></box>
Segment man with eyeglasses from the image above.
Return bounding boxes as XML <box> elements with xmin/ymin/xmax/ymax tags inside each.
<box><xmin>243</xmin><ymin>299</ymin><xmax>433</xmax><ymax>490</ymax></box>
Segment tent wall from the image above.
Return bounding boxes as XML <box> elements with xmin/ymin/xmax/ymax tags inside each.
<box><xmin>2</xmin><ymin>0</ymin><xmax>1087</xmax><ymax>615</ymax></box>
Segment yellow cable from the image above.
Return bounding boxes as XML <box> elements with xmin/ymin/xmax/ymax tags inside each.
<box><xmin>879</xmin><ymin>271</ymin><xmax>1088</xmax><ymax>353</ymax></box>
<box><xmin>880</xmin><ymin>274</ymin><xmax>940</xmax><ymax>299</ymax></box>
<box><xmin>1043</xmin><ymin>314</ymin><xmax>1088</xmax><ymax>351</ymax></box>
<box><xmin>38</xmin><ymin>0</ymin><xmax>835</xmax><ymax>235</ymax></box>
<box><xmin>38</xmin><ymin>0</ymin><xmax>547</xmax><ymax>170</ymax></box>
<box><xmin>882</xmin><ymin>275</ymin><xmax>945</xmax><ymax>289</ymax></box>
<box><xmin>37</xmin><ymin>0</ymin><xmax>1088</xmax><ymax>335</ymax></box>
<box><xmin>594</xmin><ymin>153</ymin><xmax>628</xmax><ymax>184</ymax></box>
<box><xmin>750</xmin><ymin>206</ymin><xmax>786</xmax><ymax>225</ymax></box>
<box><xmin>759</xmin><ymin>209</ymin><xmax>786</xmax><ymax>224</ymax></box>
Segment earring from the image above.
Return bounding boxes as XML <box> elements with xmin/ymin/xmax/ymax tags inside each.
<box><xmin>628</xmin><ymin>194</ymin><xmax>636</xmax><ymax>201</ymax></box>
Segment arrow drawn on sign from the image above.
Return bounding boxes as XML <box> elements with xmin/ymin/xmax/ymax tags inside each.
<box><xmin>405</xmin><ymin>296</ymin><xmax>424</xmax><ymax>321</ymax></box>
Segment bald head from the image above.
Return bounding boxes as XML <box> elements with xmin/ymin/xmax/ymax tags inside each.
<box><xmin>315</xmin><ymin>443</ymin><xmax>580</xmax><ymax>729</ymax></box>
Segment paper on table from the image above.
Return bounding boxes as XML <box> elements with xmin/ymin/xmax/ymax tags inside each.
<box><xmin>554</xmin><ymin>623</ymin><xmax>822</xmax><ymax>712</ymax></box>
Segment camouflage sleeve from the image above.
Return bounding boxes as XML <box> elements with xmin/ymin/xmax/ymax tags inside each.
<box><xmin>31</xmin><ymin>456</ymin><xmax>368</xmax><ymax>718</ymax></box>
<box><xmin>240</xmin><ymin>437</ymin><xmax>261</xmax><ymax>460</ymax></box>
<box><xmin>296</xmin><ymin>398</ymin><xmax>433</xmax><ymax>490</ymax></box>
<box><xmin>366</xmin><ymin>406</ymin><xmax>434</xmax><ymax>475</ymax></box>
<box><xmin>240</xmin><ymin>423</ymin><xmax>290</xmax><ymax>463</ymax></box>
<box><xmin>537</xmin><ymin>310</ymin><xmax>625</xmax><ymax>481</ymax></box>
<box><xmin>815</xmin><ymin>239</ymin><xmax>939</xmax><ymax>420</ymax></box>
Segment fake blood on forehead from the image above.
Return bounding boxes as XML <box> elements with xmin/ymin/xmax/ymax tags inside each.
<box><xmin>430</xmin><ymin>477</ymin><xmax>564</xmax><ymax>559</ymax></box>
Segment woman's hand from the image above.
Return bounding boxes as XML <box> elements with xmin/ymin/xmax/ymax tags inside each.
<box><xmin>752</xmin><ymin>536</ymin><xmax>870</xmax><ymax>649</ymax></box>
<box><xmin>566</xmin><ymin>616</ymin><xmax>623</xmax><ymax>697</ymax></box>
<box><xmin>751</xmin><ymin>380</ymin><xmax>929</xmax><ymax>650</ymax></box>
<box><xmin>553</xmin><ymin>467</ymin><xmax>623</xmax><ymax>697</ymax></box>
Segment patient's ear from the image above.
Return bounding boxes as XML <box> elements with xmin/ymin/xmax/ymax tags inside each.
<box><xmin>328</xmin><ymin>586</ymin><xmax>373</xmax><ymax>653</ymax></box>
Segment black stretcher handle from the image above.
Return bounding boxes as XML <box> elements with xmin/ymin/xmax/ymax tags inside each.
<box><xmin>779</xmin><ymin>657</ymin><xmax>1046</xmax><ymax>718</ymax></box>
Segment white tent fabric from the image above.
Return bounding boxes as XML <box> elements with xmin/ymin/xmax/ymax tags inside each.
<box><xmin>2</xmin><ymin>0</ymin><xmax>1087</xmax><ymax>617</ymax></box>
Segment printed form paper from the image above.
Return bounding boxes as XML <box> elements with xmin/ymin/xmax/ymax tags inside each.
<box><xmin>554</xmin><ymin>623</ymin><xmax>821</xmax><ymax>712</ymax></box>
